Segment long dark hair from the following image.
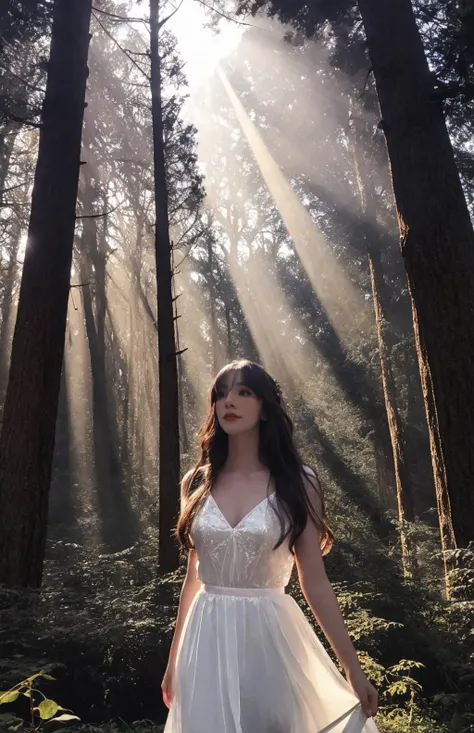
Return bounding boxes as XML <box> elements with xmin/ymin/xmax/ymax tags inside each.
<box><xmin>176</xmin><ymin>360</ymin><xmax>333</xmax><ymax>555</ymax></box>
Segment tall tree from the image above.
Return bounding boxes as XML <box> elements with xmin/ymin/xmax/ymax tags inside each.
<box><xmin>236</xmin><ymin>0</ymin><xmax>474</xmax><ymax>553</ymax></box>
<box><xmin>149</xmin><ymin>0</ymin><xmax>181</xmax><ymax>573</ymax></box>
<box><xmin>0</xmin><ymin>0</ymin><xmax>93</xmax><ymax>587</ymax></box>
<box><xmin>349</xmin><ymin>104</ymin><xmax>418</xmax><ymax>577</ymax></box>
<box><xmin>357</xmin><ymin>0</ymin><xmax>474</xmax><ymax>555</ymax></box>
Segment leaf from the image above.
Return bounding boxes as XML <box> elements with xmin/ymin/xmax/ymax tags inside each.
<box><xmin>27</xmin><ymin>672</ymin><xmax>56</xmax><ymax>684</ymax></box>
<box><xmin>26</xmin><ymin>673</ymin><xmax>44</xmax><ymax>683</ymax></box>
<box><xmin>0</xmin><ymin>691</ymin><xmax>20</xmax><ymax>704</ymax></box>
<box><xmin>50</xmin><ymin>713</ymin><xmax>81</xmax><ymax>722</ymax></box>
<box><xmin>387</xmin><ymin>680</ymin><xmax>408</xmax><ymax>696</ymax></box>
<box><xmin>7</xmin><ymin>721</ymin><xmax>24</xmax><ymax>732</ymax></box>
<box><xmin>0</xmin><ymin>713</ymin><xmax>23</xmax><ymax>723</ymax></box>
<box><xmin>37</xmin><ymin>699</ymin><xmax>59</xmax><ymax>720</ymax></box>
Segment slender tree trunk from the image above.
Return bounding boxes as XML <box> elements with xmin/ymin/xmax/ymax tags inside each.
<box><xmin>79</xmin><ymin>252</ymin><xmax>133</xmax><ymax>548</ymax></box>
<box><xmin>350</xmin><ymin>112</ymin><xmax>418</xmax><ymax>577</ymax></box>
<box><xmin>177</xmin><ymin>353</ymin><xmax>190</xmax><ymax>455</ymax></box>
<box><xmin>368</xmin><ymin>248</ymin><xmax>418</xmax><ymax>577</ymax></box>
<box><xmin>127</xmin><ymin>220</ymin><xmax>144</xmax><ymax>479</ymax></box>
<box><xmin>358</xmin><ymin>0</ymin><xmax>474</xmax><ymax>554</ymax></box>
<box><xmin>206</xmin><ymin>235</ymin><xmax>220</xmax><ymax>372</ymax></box>
<box><xmin>150</xmin><ymin>0</ymin><xmax>180</xmax><ymax>573</ymax></box>
<box><xmin>373</xmin><ymin>443</ymin><xmax>394</xmax><ymax>509</ymax></box>
<box><xmin>0</xmin><ymin>126</ymin><xmax>21</xmax><ymax>394</ymax></box>
<box><xmin>81</xmin><ymin>259</ymin><xmax>136</xmax><ymax>552</ymax></box>
<box><xmin>0</xmin><ymin>0</ymin><xmax>92</xmax><ymax>588</ymax></box>
<box><xmin>173</xmin><ymin>269</ymin><xmax>189</xmax><ymax>455</ymax></box>
<box><xmin>225</xmin><ymin>299</ymin><xmax>233</xmax><ymax>360</ymax></box>
<box><xmin>0</xmin><ymin>226</ymin><xmax>21</xmax><ymax>396</ymax></box>
<box><xmin>49</xmin><ymin>364</ymin><xmax>76</xmax><ymax>530</ymax></box>
<box><xmin>0</xmin><ymin>123</ymin><xmax>19</xmax><ymax>201</ymax></box>
<box><xmin>78</xmin><ymin>132</ymin><xmax>139</xmax><ymax>546</ymax></box>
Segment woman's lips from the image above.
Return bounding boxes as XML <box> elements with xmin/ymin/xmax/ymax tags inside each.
<box><xmin>223</xmin><ymin>415</ymin><xmax>240</xmax><ymax>421</ymax></box>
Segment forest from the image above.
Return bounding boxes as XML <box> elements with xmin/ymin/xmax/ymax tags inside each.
<box><xmin>0</xmin><ymin>0</ymin><xmax>473</xmax><ymax>731</ymax></box>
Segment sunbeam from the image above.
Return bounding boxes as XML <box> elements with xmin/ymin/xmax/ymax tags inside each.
<box><xmin>216</xmin><ymin>65</ymin><xmax>371</xmax><ymax>348</ymax></box>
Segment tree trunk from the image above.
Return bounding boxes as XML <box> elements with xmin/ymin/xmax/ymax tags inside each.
<box><xmin>0</xmin><ymin>124</ymin><xmax>21</xmax><ymax>397</ymax></box>
<box><xmin>49</xmin><ymin>363</ymin><xmax>77</xmax><ymax>532</ymax></box>
<box><xmin>206</xmin><ymin>234</ymin><xmax>220</xmax><ymax>372</ymax></box>
<box><xmin>350</xmin><ymin>109</ymin><xmax>418</xmax><ymax>577</ymax></box>
<box><xmin>224</xmin><ymin>298</ymin><xmax>233</xmax><ymax>360</ymax></box>
<box><xmin>78</xmin><ymin>220</ymin><xmax>137</xmax><ymax>550</ymax></box>
<box><xmin>173</xmin><ymin>272</ymin><xmax>189</xmax><ymax>455</ymax></box>
<box><xmin>78</xmin><ymin>117</ymin><xmax>138</xmax><ymax>549</ymax></box>
<box><xmin>0</xmin><ymin>226</ymin><xmax>21</xmax><ymax>397</ymax></box>
<box><xmin>0</xmin><ymin>0</ymin><xmax>92</xmax><ymax>588</ymax></box>
<box><xmin>177</xmin><ymin>353</ymin><xmax>190</xmax><ymax>455</ymax></box>
<box><xmin>368</xmin><ymin>247</ymin><xmax>418</xmax><ymax>578</ymax></box>
<box><xmin>358</xmin><ymin>0</ymin><xmax>474</xmax><ymax>552</ymax></box>
<box><xmin>0</xmin><ymin>123</ymin><xmax>19</xmax><ymax>201</ymax></box>
<box><xmin>150</xmin><ymin>0</ymin><xmax>180</xmax><ymax>573</ymax></box>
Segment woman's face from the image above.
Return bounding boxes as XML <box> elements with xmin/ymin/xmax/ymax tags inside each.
<box><xmin>214</xmin><ymin>370</ymin><xmax>263</xmax><ymax>436</ymax></box>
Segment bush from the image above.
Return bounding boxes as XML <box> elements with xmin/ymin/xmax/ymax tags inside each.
<box><xmin>1</xmin><ymin>517</ymin><xmax>473</xmax><ymax>731</ymax></box>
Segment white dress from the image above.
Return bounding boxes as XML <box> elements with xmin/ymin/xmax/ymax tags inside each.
<box><xmin>164</xmin><ymin>484</ymin><xmax>380</xmax><ymax>733</ymax></box>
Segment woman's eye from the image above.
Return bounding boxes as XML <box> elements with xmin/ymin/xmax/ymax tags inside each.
<box><xmin>239</xmin><ymin>389</ymin><xmax>251</xmax><ymax>396</ymax></box>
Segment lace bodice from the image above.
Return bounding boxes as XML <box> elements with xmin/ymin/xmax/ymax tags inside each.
<box><xmin>190</xmin><ymin>492</ymin><xmax>295</xmax><ymax>589</ymax></box>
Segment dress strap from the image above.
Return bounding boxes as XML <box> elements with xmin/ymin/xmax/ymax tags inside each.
<box><xmin>201</xmin><ymin>584</ymin><xmax>285</xmax><ymax>597</ymax></box>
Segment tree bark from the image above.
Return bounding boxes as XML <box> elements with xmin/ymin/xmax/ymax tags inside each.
<box><xmin>206</xmin><ymin>234</ymin><xmax>220</xmax><ymax>373</ymax></box>
<box><xmin>0</xmin><ymin>123</ymin><xmax>19</xmax><ymax>201</ymax></box>
<box><xmin>150</xmin><ymin>0</ymin><xmax>180</xmax><ymax>573</ymax></box>
<box><xmin>358</xmin><ymin>0</ymin><xmax>474</xmax><ymax>551</ymax></box>
<box><xmin>224</xmin><ymin>298</ymin><xmax>233</xmax><ymax>360</ymax></box>
<box><xmin>0</xmin><ymin>0</ymin><xmax>92</xmax><ymax>588</ymax></box>
<box><xmin>368</xmin><ymin>246</ymin><xmax>418</xmax><ymax>578</ymax></box>
<box><xmin>0</xmin><ymin>226</ymin><xmax>21</xmax><ymax>397</ymax></box>
<box><xmin>350</xmin><ymin>109</ymin><xmax>418</xmax><ymax>577</ymax></box>
<box><xmin>0</xmin><ymin>125</ymin><xmax>21</xmax><ymax>394</ymax></box>
<box><xmin>78</xmin><ymin>189</ymin><xmax>137</xmax><ymax>550</ymax></box>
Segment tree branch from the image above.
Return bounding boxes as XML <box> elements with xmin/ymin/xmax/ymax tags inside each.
<box><xmin>76</xmin><ymin>201</ymin><xmax>122</xmax><ymax>220</ymax></box>
<box><xmin>124</xmin><ymin>48</ymin><xmax>150</xmax><ymax>57</ymax></box>
<box><xmin>92</xmin><ymin>11</ymin><xmax>151</xmax><ymax>80</ymax></box>
<box><xmin>7</xmin><ymin>114</ymin><xmax>42</xmax><ymax>129</ymax></box>
<box><xmin>159</xmin><ymin>0</ymin><xmax>185</xmax><ymax>29</ymax></box>
<box><xmin>359</xmin><ymin>67</ymin><xmax>373</xmax><ymax>97</ymax></box>
<box><xmin>92</xmin><ymin>6</ymin><xmax>150</xmax><ymax>24</ymax></box>
<box><xmin>193</xmin><ymin>0</ymin><xmax>255</xmax><ymax>27</ymax></box>
<box><xmin>0</xmin><ymin>63</ymin><xmax>46</xmax><ymax>93</ymax></box>
<box><xmin>0</xmin><ymin>181</ymin><xmax>28</xmax><ymax>196</ymax></box>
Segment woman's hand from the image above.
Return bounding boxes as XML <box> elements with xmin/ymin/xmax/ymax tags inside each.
<box><xmin>346</xmin><ymin>666</ymin><xmax>378</xmax><ymax>718</ymax></box>
<box><xmin>161</xmin><ymin>666</ymin><xmax>175</xmax><ymax>709</ymax></box>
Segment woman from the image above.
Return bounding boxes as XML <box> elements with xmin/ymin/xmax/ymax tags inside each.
<box><xmin>162</xmin><ymin>360</ymin><xmax>379</xmax><ymax>733</ymax></box>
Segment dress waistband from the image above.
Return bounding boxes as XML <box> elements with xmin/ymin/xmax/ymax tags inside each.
<box><xmin>201</xmin><ymin>584</ymin><xmax>285</xmax><ymax>597</ymax></box>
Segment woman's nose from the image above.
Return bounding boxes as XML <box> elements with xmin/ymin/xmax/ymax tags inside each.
<box><xmin>225</xmin><ymin>391</ymin><xmax>236</xmax><ymax>407</ymax></box>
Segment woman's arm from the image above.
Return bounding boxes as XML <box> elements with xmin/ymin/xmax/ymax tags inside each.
<box><xmin>165</xmin><ymin>471</ymin><xmax>202</xmax><ymax>670</ymax></box>
<box><xmin>162</xmin><ymin>473</ymin><xmax>202</xmax><ymax>707</ymax></box>
<box><xmin>165</xmin><ymin>549</ymin><xmax>201</xmax><ymax>671</ymax></box>
<box><xmin>294</xmin><ymin>474</ymin><xmax>378</xmax><ymax>718</ymax></box>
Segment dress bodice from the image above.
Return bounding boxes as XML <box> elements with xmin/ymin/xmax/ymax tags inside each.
<box><xmin>190</xmin><ymin>492</ymin><xmax>295</xmax><ymax>589</ymax></box>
